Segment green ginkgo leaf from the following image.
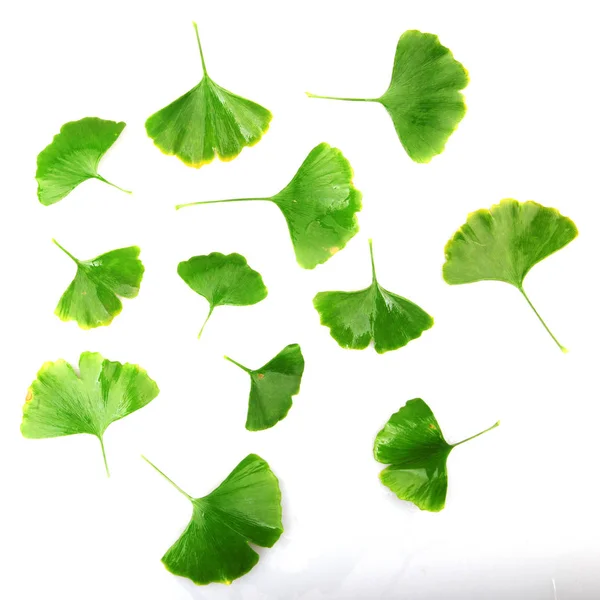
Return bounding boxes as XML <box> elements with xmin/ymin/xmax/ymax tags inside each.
<box><xmin>176</xmin><ymin>143</ymin><xmax>362</xmax><ymax>269</ymax></box>
<box><xmin>21</xmin><ymin>352</ymin><xmax>159</xmax><ymax>476</ymax></box>
<box><xmin>313</xmin><ymin>240</ymin><xmax>433</xmax><ymax>353</ymax></box>
<box><xmin>143</xmin><ymin>453</ymin><xmax>283</xmax><ymax>585</ymax></box>
<box><xmin>36</xmin><ymin>117</ymin><xmax>131</xmax><ymax>205</ymax></box>
<box><xmin>443</xmin><ymin>198</ymin><xmax>578</xmax><ymax>351</ymax></box>
<box><xmin>52</xmin><ymin>239</ymin><xmax>144</xmax><ymax>329</ymax></box>
<box><xmin>374</xmin><ymin>398</ymin><xmax>499</xmax><ymax>512</ymax></box>
<box><xmin>178</xmin><ymin>252</ymin><xmax>267</xmax><ymax>338</ymax></box>
<box><xmin>224</xmin><ymin>344</ymin><xmax>305</xmax><ymax>431</ymax></box>
<box><xmin>307</xmin><ymin>30</ymin><xmax>468</xmax><ymax>163</ymax></box>
<box><xmin>145</xmin><ymin>22</ymin><xmax>271</xmax><ymax>168</ymax></box>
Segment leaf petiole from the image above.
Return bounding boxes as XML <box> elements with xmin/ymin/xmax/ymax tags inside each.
<box><xmin>305</xmin><ymin>92</ymin><xmax>376</xmax><ymax>102</ymax></box>
<box><xmin>198</xmin><ymin>305</ymin><xmax>214</xmax><ymax>339</ymax></box>
<box><xmin>99</xmin><ymin>436</ymin><xmax>110</xmax><ymax>477</ymax></box>
<box><xmin>452</xmin><ymin>421</ymin><xmax>500</xmax><ymax>448</ymax></box>
<box><xmin>192</xmin><ymin>21</ymin><xmax>208</xmax><ymax>76</ymax></box>
<box><xmin>142</xmin><ymin>455</ymin><xmax>192</xmax><ymax>501</ymax></box>
<box><xmin>94</xmin><ymin>174</ymin><xmax>132</xmax><ymax>195</ymax></box>
<box><xmin>175</xmin><ymin>198</ymin><xmax>267</xmax><ymax>210</ymax></box>
<box><xmin>368</xmin><ymin>238</ymin><xmax>377</xmax><ymax>283</ymax></box>
<box><xmin>518</xmin><ymin>287</ymin><xmax>567</xmax><ymax>352</ymax></box>
<box><xmin>52</xmin><ymin>238</ymin><xmax>80</xmax><ymax>264</ymax></box>
<box><xmin>223</xmin><ymin>355</ymin><xmax>252</xmax><ymax>373</ymax></box>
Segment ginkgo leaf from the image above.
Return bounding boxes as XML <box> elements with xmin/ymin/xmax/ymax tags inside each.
<box><xmin>146</xmin><ymin>22</ymin><xmax>271</xmax><ymax>168</ymax></box>
<box><xmin>307</xmin><ymin>30</ymin><xmax>468</xmax><ymax>163</ymax></box>
<box><xmin>21</xmin><ymin>352</ymin><xmax>159</xmax><ymax>476</ymax></box>
<box><xmin>443</xmin><ymin>198</ymin><xmax>578</xmax><ymax>351</ymax></box>
<box><xmin>143</xmin><ymin>453</ymin><xmax>283</xmax><ymax>585</ymax></box>
<box><xmin>175</xmin><ymin>143</ymin><xmax>362</xmax><ymax>269</ymax></box>
<box><xmin>313</xmin><ymin>240</ymin><xmax>433</xmax><ymax>353</ymax></box>
<box><xmin>374</xmin><ymin>398</ymin><xmax>499</xmax><ymax>512</ymax></box>
<box><xmin>224</xmin><ymin>344</ymin><xmax>304</xmax><ymax>431</ymax></box>
<box><xmin>178</xmin><ymin>252</ymin><xmax>267</xmax><ymax>338</ymax></box>
<box><xmin>36</xmin><ymin>117</ymin><xmax>131</xmax><ymax>205</ymax></box>
<box><xmin>52</xmin><ymin>239</ymin><xmax>144</xmax><ymax>329</ymax></box>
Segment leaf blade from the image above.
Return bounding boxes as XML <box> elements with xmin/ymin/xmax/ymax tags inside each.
<box><xmin>151</xmin><ymin>454</ymin><xmax>283</xmax><ymax>585</ymax></box>
<box><xmin>374</xmin><ymin>399</ymin><xmax>498</xmax><ymax>512</ymax></box>
<box><xmin>177</xmin><ymin>252</ymin><xmax>267</xmax><ymax>338</ymax></box>
<box><xmin>272</xmin><ymin>143</ymin><xmax>362</xmax><ymax>269</ymax></box>
<box><xmin>314</xmin><ymin>241</ymin><xmax>433</xmax><ymax>353</ymax></box>
<box><xmin>36</xmin><ymin>117</ymin><xmax>128</xmax><ymax>205</ymax></box>
<box><xmin>145</xmin><ymin>25</ymin><xmax>271</xmax><ymax>168</ymax></box>
<box><xmin>54</xmin><ymin>244</ymin><xmax>144</xmax><ymax>329</ymax></box>
<box><xmin>380</xmin><ymin>30</ymin><xmax>468</xmax><ymax>163</ymax></box>
<box><xmin>21</xmin><ymin>352</ymin><xmax>159</xmax><ymax>474</ymax></box>
<box><xmin>443</xmin><ymin>199</ymin><xmax>578</xmax><ymax>349</ymax></box>
<box><xmin>226</xmin><ymin>344</ymin><xmax>305</xmax><ymax>431</ymax></box>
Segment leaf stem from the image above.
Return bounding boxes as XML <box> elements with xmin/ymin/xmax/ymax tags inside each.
<box><xmin>175</xmin><ymin>198</ymin><xmax>267</xmax><ymax>210</ymax></box>
<box><xmin>141</xmin><ymin>455</ymin><xmax>192</xmax><ymax>501</ymax></box>
<box><xmin>223</xmin><ymin>355</ymin><xmax>252</xmax><ymax>373</ymax></box>
<box><xmin>452</xmin><ymin>421</ymin><xmax>500</xmax><ymax>448</ymax></box>
<box><xmin>368</xmin><ymin>238</ymin><xmax>377</xmax><ymax>283</ymax></box>
<box><xmin>192</xmin><ymin>21</ymin><xmax>208</xmax><ymax>76</ymax></box>
<box><xmin>95</xmin><ymin>174</ymin><xmax>132</xmax><ymax>195</ymax></box>
<box><xmin>52</xmin><ymin>238</ymin><xmax>80</xmax><ymax>264</ymax></box>
<box><xmin>306</xmin><ymin>92</ymin><xmax>376</xmax><ymax>102</ymax></box>
<box><xmin>99</xmin><ymin>436</ymin><xmax>110</xmax><ymax>477</ymax></box>
<box><xmin>198</xmin><ymin>305</ymin><xmax>214</xmax><ymax>339</ymax></box>
<box><xmin>518</xmin><ymin>287</ymin><xmax>567</xmax><ymax>352</ymax></box>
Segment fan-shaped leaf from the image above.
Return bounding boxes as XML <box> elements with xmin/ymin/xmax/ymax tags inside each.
<box><xmin>21</xmin><ymin>352</ymin><xmax>159</xmax><ymax>476</ymax></box>
<box><xmin>143</xmin><ymin>453</ymin><xmax>283</xmax><ymax>585</ymax></box>
<box><xmin>52</xmin><ymin>239</ymin><xmax>143</xmax><ymax>329</ymax></box>
<box><xmin>443</xmin><ymin>198</ymin><xmax>578</xmax><ymax>351</ymax></box>
<box><xmin>225</xmin><ymin>344</ymin><xmax>304</xmax><ymax>431</ymax></box>
<box><xmin>36</xmin><ymin>117</ymin><xmax>131</xmax><ymax>205</ymax></box>
<box><xmin>307</xmin><ymin>30</ymin><xmax>468</xmax><ymax>163</ymax></box>
<box><xmin>374</xmin><ymin>398</ymin><xmax>499</xmax><ymax>512</ymax></box>
<box><xmin>177</xmin><ymin>252</ymin><xmax>267</xmax><ymax>338</ymax></box>
<box><xmin>314</xmin><ymin>240</ymin><xmax>433</xmax><ymax>353</ymax></box>
<box><xmin>176</xmin><ymin>143</ymin><xmax>362</xmax><ymax>269</ymax></box>
<box><xmin>146</xmin><ymin>22</ymin><xmax>271</xmax><ymax>168</ymax></box>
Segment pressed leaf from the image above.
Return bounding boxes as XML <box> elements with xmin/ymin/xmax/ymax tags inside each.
<box><xmin>177</xmin><ymin>252</ymin><xmax>267</xmax><ymax>338</ymax></box>
<box><xmin>225</xmin><ymin>344</ymin><xmax>305</xmax><ymax>431</ymax></box>
<box><xmin>313</xmin><ymin>240</ymin><xmax>433</xmax><ymax>353</ymax></box>
<box><xmin>374</xmin><ymin>398</ymin><xmax>499</xmax><ymax>512</ymax></box>
<box><xmin>21</xmin><ymin>352</ymin><xmax>159</xmax><ymax>476</ymax></box>
<box><xmin>307</xmin><ymin>30</ymin><xmax>468</xmax><ymax>163</ymax></box>
<box><xmin>146</xmin><ymin>22</ymin><xmax>271</xmax><ymax>168</ymax></box>
<box><xmin>36</xmin><ymin>117</ymin><xmax>131</xmax><ymax>205</ymax></box>
<box><xmin>443</xmin><ymin>198</ymin><xmax>578</xmax><ymax>351</ymax></box>
<box><xmin>176</xmin><ymin>143</ymin><xmax>362</xmax><ymax>269</ymax></box>
<box><xmin>52</xmin><ymin>239</ymin><xmax>144</xmax><ymax>329</ymax></box>
<box><xmin>143</xmin><ymin>453</ymin><xmax>283</xmax><ymax>585</ymax></box>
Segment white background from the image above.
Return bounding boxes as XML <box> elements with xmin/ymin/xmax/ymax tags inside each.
<box><xmin>1</xmin><ymin>1</ymin><xmax>599</xmax><ymax>598</ymax></box>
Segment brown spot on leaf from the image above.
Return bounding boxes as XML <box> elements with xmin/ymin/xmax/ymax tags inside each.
<box><xmin>429</xmin><ymin>424</ymin><xmax>436</xmax><ymax>429</ymax></box>
<box><xmin>329</xmin><ymin>246</ymin><xmax>340</xmax><ymax>255</ymax></box>
<box><xmin>258</xmin><ymin>373</ymin><xmax>265</xmax><ymax>380</ymax></box>
<box><xmin>25</xmin><ymin>389</ymin><xmax>33</xmax><ymax>403</ymax></box>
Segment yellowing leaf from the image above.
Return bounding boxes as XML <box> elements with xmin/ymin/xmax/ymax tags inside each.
<box><xmin>146</xmin><ymin>23</ymin><xmax>271</xmax><ymax>168</ymax></box>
